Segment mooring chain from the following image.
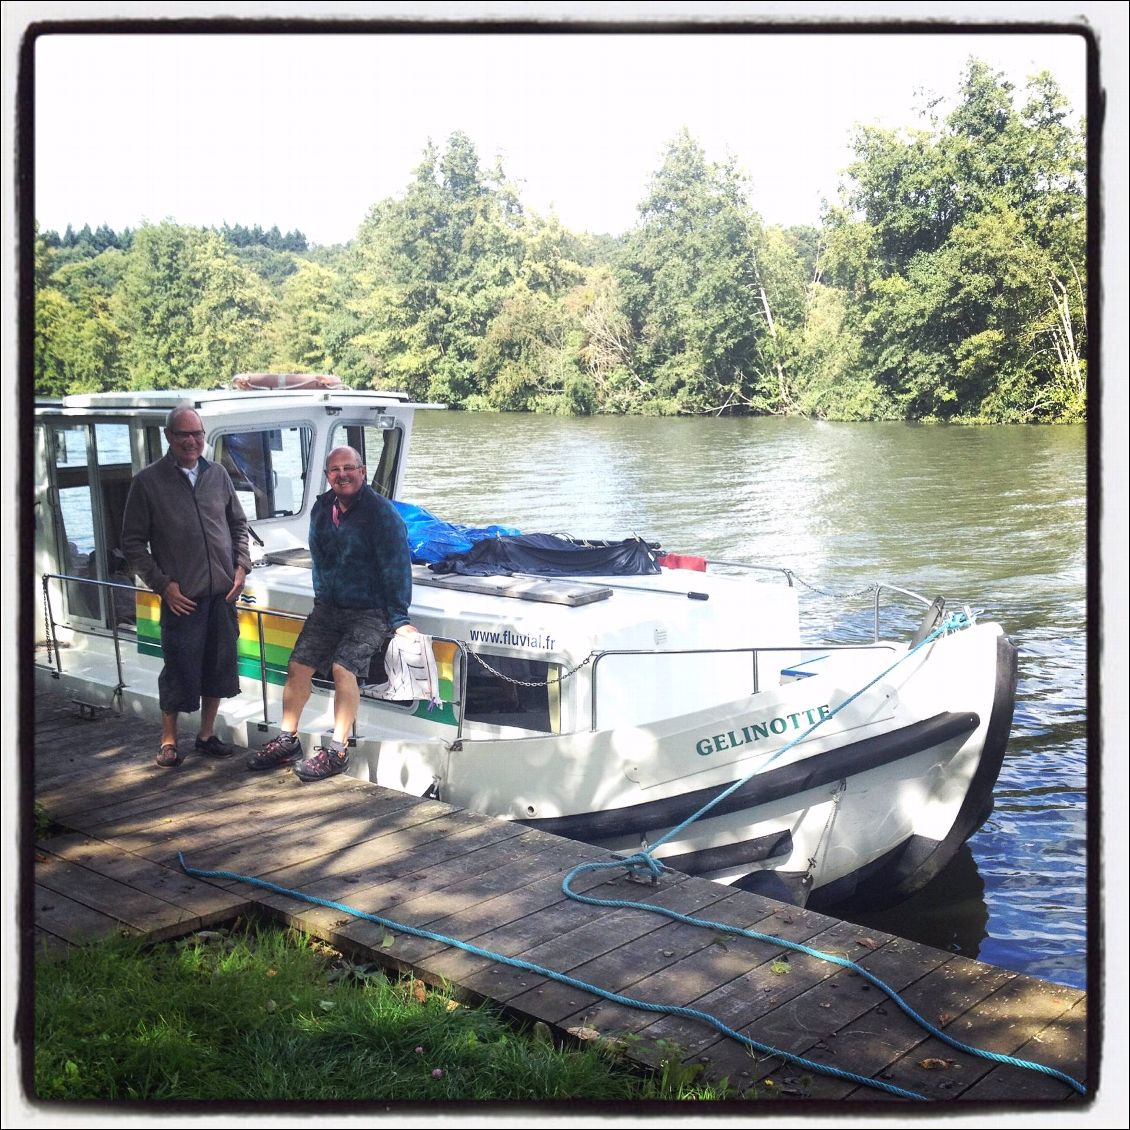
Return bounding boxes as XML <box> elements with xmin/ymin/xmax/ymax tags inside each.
<box><xmin>41</xmin><ymin>579</ymin><xmax>56</xmax><ymax>672</ymax></box>
<box><xmin>804</xmin><ymin>778</ymin><xmax>848</xmax><ymax>883</ymax></box>
<box><xmin>467</xmin><ymin>648</ymin><xmax>595</xmax><ymax>687</ymax></box>
<box><xmin>790</xmin><ymin>574</ymin><xmax>880</xmax><ymax>600</ymax></box>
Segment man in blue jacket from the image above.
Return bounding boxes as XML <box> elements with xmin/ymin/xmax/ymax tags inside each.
<box><xmin>249</xmin><ymin>445</ymin><xmax>417</xmax><ymax>781</ymax></box>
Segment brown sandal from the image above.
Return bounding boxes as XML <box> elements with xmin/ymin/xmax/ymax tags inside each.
<box><xmin>156</xmin><ymin>743</ymin><xmax>182</xmax><ymax>768</ymax></box>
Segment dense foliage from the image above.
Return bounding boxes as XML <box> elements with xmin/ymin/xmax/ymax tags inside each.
<box><xmin>35</xmin><ymin>61</ymin><xmax>1086</xmax><ymax>422</ymax></box>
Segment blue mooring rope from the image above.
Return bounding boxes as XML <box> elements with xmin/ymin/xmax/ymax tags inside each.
<box><xmin>177</xmin><ymin>609</ymin><xmax>1086</xmax><ymax>1100</ymax></box>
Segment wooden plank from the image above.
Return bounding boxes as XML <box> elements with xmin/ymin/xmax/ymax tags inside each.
<box><xmin>63</xmin><ymin>759</ymin><xmax>303</xmax><ymax>830</ymax></box>
<box><xmin>244</xmin><ymin>806</ymin><xmax>519</xmax><ymax>906</ymax></box>
<box><xmin>38</xmin><ymin>832</ymin><xmax>248</xmax><ymax>920</ymax></box>
<box><xmin>823</xmin><ymin>958</ymin><xmax>1083</xmax><ymax>1103</ymax></box>
<box><xmin>593</xmin><ymin>904</ymin><xmax>859</xmax><ymax>1076</ymax></box>
<box><xmin>33</xmin><ymin>927</ymin><xmax>72</xmax><ymax>961</ymax></box>
<box><xmin>414</xmin><ymin>863</ymin><xmax>638</xmax><ymax>986</ymax></box>
<box><xmin>382</xmin><ymin>839</ymin><xmax>607</xmax><ymax>971</ymax></box>
<box><xmin>334</xmin><ymin>831</ymin><xmax>582</xmax><ymax>958</ymax></box>
<box><xmin>689</xmin><ymin>929</ymin><xmax>956</xmax><ymax>1093</ymax></box>
<box><xmin>34</xmin><ymin>883</ymin><xmax>138</xmax><ymax>944</ymax></box>
<box><xmin>102</xmin><ymin>775</ymin><xmax>408</xmax><ymax>865</ymax></box>
<box><xmin>191</xmin><ymin>795</ymin><xmax>467</xmax><ymax>887</ymax></box>
<box><xmin>456</xmin><ymin>877</ymin><xmax>810</xmax><ymax>1010</ymax></box>
<box><xmin>500</xmin><ymin>879</ymin><xmax>744</xmax><ymax>1023</ymax></box>
<box><xmin>261</xmin><ymin>825</ymin><xmax>566</xmax><ymax>943</ymax></box>
<box><xmin>823</xmin><ymin>968</ymin><xmax>1085</xmax><ymax>1103</ymax></box>
<box><xmin>34</xmin><ymin>850</ymin><xmax>212</xmax><ymax>943</ymax></box>
<box><xmin>955</xmin><ymin>994</ymin><xmax>1087</xmax><ymax>1102</ymax></box>
<box><xmin>564</xmin><ymin>907</ymin><xmax>873</xmax><ymax>1060</ymax></box>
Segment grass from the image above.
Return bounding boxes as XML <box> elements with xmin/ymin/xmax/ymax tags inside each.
<box><xmin>34</xmin><ymin>918</ymin><xmax>749</xmax><ymax>1103</ymax></box>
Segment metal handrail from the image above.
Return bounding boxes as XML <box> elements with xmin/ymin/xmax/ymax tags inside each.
<box><xmin>872</xmin><ymin>583</ymin><xmax>933</xmax><ymax>640</ymax></box>
<box><xmin>39</xmin><ymin>571</ymin><xmax>468</xmax><ymax>737</ymax></box>
<box><xmin>702</xmin><ymin>559</ymin><xmax>796</xmax><ymax>585</ymax></box>
<box><xmin>40</xmin><ymin>572</ymin><xmax>133</xmax><ymax>704</ymax></box>
<box><xmin>588</xmin><ymin>642</ymin><xmax>897</xmax><ymax>732</ymax></box>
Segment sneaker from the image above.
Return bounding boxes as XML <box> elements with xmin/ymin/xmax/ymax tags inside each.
<box><xmin>195</xmin><ymin>734</ymin><xmax>234</xmax><ymax>758</ymax></box>
<box><xmin>293</xmin><ymin>745</ymin><xmax>349</xmax><ymax>782</ymax></box>
<box><xmin>247</xmin><ymin>732</ymin><xmax>303</xmax><ymax>771</ymax></box>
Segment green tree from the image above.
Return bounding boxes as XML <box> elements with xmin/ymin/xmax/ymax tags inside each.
<box><xmin>617</xmin><ymin>130</ymin><xmax>771</xmax><ymax>415</ymax></box>
<box><xmin>115</xmin><ymin>222</ymin><xmax>274</xmax><ymax>389</ymax></box>
<box><xmin>828</xmin><ymin>59</ymin><xmax>1086</xmax><ymax>421</ymax></box>
<box><xmin>263</xmin><ymin>259</ymin><xmax>341</xmax><ymax>372</ymax></box>
<box><xmin>350</xmin><ymin>133</ymin><xmax>527</xmax><ymax>404</ymax></box>
<box><xmin>34</xmin><ymin>231</ymin><xmax>127</xmax><ymax>396</ymax></box>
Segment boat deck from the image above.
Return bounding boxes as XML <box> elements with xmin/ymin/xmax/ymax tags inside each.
<box><xmin>29</xmin><ymin>682</ymin><xmax>1089</xmax><ymax>1104</ymax></box>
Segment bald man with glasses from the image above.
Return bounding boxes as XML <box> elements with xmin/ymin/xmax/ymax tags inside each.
<box><xmin>248</xmin><ymin>445</ymin><xmax>417</xmax><ymax>781</ymax></box>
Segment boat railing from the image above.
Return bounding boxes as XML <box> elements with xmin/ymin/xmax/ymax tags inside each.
<box><xmin>588</xmin><ymin>643</ymin><xmax>897</xmax><ymax>732</ymax></box>
<box><xmin>39</xmin><ymin>571</ymin><xmax>471</xmax><ymax>739</ymax></box>
<box><xmin>701</xmin><ymin>562</ymin><xmax>937</xmax><ymax>640</ymax></box>
<box><xmin>39</xmin><ymin>572</ymin><xmax>137</xmax><ymax>706</ymax></box>
<box><xmin>703</xmin><ymin>559</ymin><xmax>797</xmax><ymax>585</ymax></box>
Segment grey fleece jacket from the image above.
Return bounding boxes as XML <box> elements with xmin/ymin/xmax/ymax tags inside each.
<box><xmin>122</xmin><ymin>452</ymin><xmax>252</xmax><ymax>600</ymax></box>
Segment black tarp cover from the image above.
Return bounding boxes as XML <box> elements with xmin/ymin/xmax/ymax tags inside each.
<box><xmin>429</xmin><ymin>533</ymin><xmax>662</xmax><ymax>577</ymax></box>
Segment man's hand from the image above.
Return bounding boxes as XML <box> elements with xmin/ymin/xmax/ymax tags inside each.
<box><xmin>395</xmin><ymin>623</ymin><xmax>418</xmax><ymax>636</ymax></box>
<box><xmin>225</xmin><ymin>566</ymin><xmax>247</xmax><ymax>603</ymax></box>
<box><xmin>162</xmin><ymin>581</ymin><xmax>197</xmax><ymax>616</ymax></box>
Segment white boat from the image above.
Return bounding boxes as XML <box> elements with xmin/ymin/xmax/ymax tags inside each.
<box><xmin>33</xmin><ymin>382</ymin><xmax>1017</xmax><ymax>911</ymax></box>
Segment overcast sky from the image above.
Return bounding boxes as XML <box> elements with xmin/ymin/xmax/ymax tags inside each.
<box><xmin>30</xmin><ymin>22</ymin><xmax>1090</xmax><ymax>245</ymax></box>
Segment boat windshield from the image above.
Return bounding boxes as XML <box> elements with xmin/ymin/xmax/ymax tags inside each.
<box><xmin>211</xmin><ymin>425</ymin><xmax>314</xmax><ymax>520</ymax></box>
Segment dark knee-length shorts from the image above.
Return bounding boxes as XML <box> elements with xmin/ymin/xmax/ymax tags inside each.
<box><xmin>290</xmin><ymin>601</ymin><xmax>390</xmax><ymax>681</ymax></box>
<box><xmin>158</xmin><ymin>593</ymin><xmax>241</xmax><ymax>714</ymax></box>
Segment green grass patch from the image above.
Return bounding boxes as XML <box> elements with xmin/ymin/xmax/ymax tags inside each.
<box><xmin>34</xmin><ymin>919</ymin><xmax>747</xmax><ymax>1102</ymax></box>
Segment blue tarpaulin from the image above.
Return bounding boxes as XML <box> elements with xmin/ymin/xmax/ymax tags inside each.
<box><xmin>392</xmin><ymin>501</ymin><xmax>519</xmax><ymax>565</ymax></box>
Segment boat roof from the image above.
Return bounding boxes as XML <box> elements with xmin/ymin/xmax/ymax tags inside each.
<box><xmin>35</xmin><ymin>387</ymin><xmax>445</xmax><ymax>417</ymax></box>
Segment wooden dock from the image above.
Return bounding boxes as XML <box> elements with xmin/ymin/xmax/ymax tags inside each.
<box><xmin>30</xmin><ymin>683</ymin><xmax>1090</xmax><ymax>1104</ymax></box>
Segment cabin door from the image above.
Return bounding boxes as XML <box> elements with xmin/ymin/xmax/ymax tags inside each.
<box><xmin>38</xmin><ymin>420</ymin><xmax>137</xmax><ymax>632</ymax></box>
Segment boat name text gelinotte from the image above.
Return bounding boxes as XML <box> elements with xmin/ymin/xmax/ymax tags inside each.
<box><xmin>695</xmin><ymin>704</ymin><xmax>832</xmax><ymax>757</ymax></box>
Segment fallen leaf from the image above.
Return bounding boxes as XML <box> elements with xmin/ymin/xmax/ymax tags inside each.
<box><xmin>918</xmin><ymin>1057</ymin><xmax>951</xmax><ymax>1070</ymax></box>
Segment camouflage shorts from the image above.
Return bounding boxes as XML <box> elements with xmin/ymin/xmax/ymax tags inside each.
<box><xmin>290</xmin><ymin>601</ymin><xmax>391</xmax><ymax>681</ymax></box>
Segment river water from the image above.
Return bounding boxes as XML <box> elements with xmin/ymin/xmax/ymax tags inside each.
<box><xmin>400</xmin><ymin>411</ymin><xmax>1090</xmax><ymax>991</ymax></box>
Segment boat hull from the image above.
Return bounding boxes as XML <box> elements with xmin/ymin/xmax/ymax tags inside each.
<box><xmin>431</xmin><ymin>621</ymin><xmax>1018</xmax><ymax>910</ymax></box>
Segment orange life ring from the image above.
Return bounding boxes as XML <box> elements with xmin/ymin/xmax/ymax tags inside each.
<box><xmin>231</xmin><ymin>372</ymin><xmax>344</xmax><ymax>391</ymax></box>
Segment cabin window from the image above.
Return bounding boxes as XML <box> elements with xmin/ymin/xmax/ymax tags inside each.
<box><xmin>463</xmin><ymin>654</ymin><xmax>561</xmax><ymax>734</ymax></box>
<box><xmin>212</xmin><ymin>426</ymin><xmax>313</xmax><ymax>520</ymax></box>
<box><xmin>44</xmin><ymin>421</ymin><xmax>135</xmax><ymax>629</ymax></box>
<box><xmin>330</xmin><ymin>423</ymin><xmax>402</xmax><ymax>498</ymax></box>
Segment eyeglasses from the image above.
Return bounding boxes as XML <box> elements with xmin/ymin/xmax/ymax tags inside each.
<box><xmin>326</xmin><ymin>463</ymin><xmax>363</xmax><ymax>476</ymax></box>
<box><xmin>170</xmin><ymin>430</ymin><xmax>205</xmax><ymax>440</ymax></box>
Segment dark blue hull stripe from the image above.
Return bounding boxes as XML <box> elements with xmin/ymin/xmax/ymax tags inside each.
<box><xmin>522</xmin><ymin>710</ymin><xmax>980</xmax><ymax>842</ymax></box>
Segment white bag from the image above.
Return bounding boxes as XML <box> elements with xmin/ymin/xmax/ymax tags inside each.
<box><xmin>367</xmin><ymin>632</ymin><xmax>441</xmax><ymax>708</ymax></box>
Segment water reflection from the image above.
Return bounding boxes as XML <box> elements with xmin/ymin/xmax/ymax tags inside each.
<box><xmin>838</xmin><ymin>844</ymin><xmax>989</xmax><ymax>958</ymax></box>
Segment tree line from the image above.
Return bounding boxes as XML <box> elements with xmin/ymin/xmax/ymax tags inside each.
<box><xmin>34</xmin><ymin>60</ymin><xmax>1086</xmax><ymax>423</ymax></box>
